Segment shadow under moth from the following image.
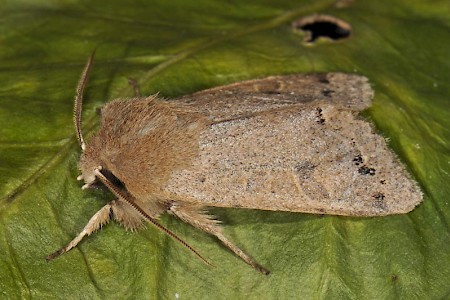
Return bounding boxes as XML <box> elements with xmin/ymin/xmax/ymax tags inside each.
<box><xmin>46</xmin><ymin>53</ymin><xmax>423</xmax><ymax>275</ymax></box>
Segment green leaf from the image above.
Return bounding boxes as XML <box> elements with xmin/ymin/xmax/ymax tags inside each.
<box><xmin>1</xmin><ymin>0</ymin><xmax>449</xmax><ymax>298</ymax></box>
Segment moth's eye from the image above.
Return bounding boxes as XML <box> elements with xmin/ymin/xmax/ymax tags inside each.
<box><xmin>98</xmin><ymin>168</ymin><xmax>126</xmax><ymax>190</ymax></box>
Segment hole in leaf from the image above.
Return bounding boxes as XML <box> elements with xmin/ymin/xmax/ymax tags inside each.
<box><xmin>292</xmin><ymin>14</ymin><xmax>352</xmax><ymax>44</ymax></box>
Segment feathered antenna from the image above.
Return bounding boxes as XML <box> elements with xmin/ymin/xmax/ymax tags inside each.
<box><xmin>74</xmin><ymin>50</ymin><xmax>96</xmax><ymax>151</ymax></box>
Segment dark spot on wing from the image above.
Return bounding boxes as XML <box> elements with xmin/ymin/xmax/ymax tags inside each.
<box><xmin>353</xmin><ymin>154</ymin><xmax>363</xmax><ymax>165</ymax></box>
<box><xmin>315</xmin><ymin>108</ymin><xmax>325</xmax><ymax>124</ymax></box>
<box><xmin>373</xmin><ymin>192</ymin><xmax>385</xmax><ymax>200</ymax></box>
<box><xmin>358</xmin><ymin>166</ymin><xmax>376</xmax><ymax>176</ymax></box>
<box><xmin>322</xmin><ymin>88</ymin><xmax>334</xmax><ymax>97</ymax></box>
<box><xmin>372</xmin><ymin>192</ymin><xmax>387</xmax><ymax>211</ymax></box>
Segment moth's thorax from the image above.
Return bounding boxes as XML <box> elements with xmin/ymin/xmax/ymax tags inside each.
<box><xmin>78</xmin><ymin>97</ymin><xmax>209</xmax><ymax>197</ymax></box>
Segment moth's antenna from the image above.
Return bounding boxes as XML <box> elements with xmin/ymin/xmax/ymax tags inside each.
<box><xmin>74</xmin><ymin>50</ymin><xmax>96</xmax><ymax>151</ymax></box>
<box><xmin>93</xmin><ymin>167</ymin><xmax>212</xmax><ymax>267</ymax></box>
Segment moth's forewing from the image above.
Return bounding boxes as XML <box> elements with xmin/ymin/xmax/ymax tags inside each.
<box><xmin>162</xmin><ymin>73</ymin><xmax>422</xmax><ymax>216</ymax></box>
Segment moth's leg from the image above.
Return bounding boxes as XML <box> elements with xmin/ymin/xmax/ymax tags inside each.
<box><xmin>111</xmin><ymin>198</ymin><xmax>165</xmax><ymax>231</ymax></box>
<box><xmin>92</xmin><ymin>167</ymin><xmax>211</xmax><ymax>266</ymax></box>
<box><xmin>168</xmin><ymin>203</ymin><xmax>270</xmax><ymax>275</ymax></box>
<box><xmin>128</xmin><ymin>78</ymin><xmax>142</xmax><ymax>97</ymax></box>
<box><xmin>46</xmin><ymin>201</ymin><xmax>113</xmax><ymax>261</ymax></box>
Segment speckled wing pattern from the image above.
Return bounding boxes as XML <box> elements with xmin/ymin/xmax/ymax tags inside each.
<box><xmin>163</xmin><ymin>73</ymin><xmax>422</xmax><ymax>217</ymax></box>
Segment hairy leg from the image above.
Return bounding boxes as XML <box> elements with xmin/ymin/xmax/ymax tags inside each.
<box><xmin>168</xmin><ymin>203</ymin><xmax>270</xmax><ymax>275</ymax></box>
<box><xmin>46</xmin><ymin>201</ymin><xmax>113</xmax><ymax>261</ymax></box>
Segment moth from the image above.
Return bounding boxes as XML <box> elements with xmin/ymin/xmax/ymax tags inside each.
<box><xmin>46</xmin><ymin>53</ymin><xmax>423</xmax><ymax>275</ymax></box>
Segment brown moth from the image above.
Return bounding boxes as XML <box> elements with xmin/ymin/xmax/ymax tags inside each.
<box><xmin>46</xmin><ymin>53</ymin><xmax>423</xmax><ymax>275</ymax></box>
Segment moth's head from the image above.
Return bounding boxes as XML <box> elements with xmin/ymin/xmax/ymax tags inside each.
<box><xmin>77</xmin><ymin>144</ymin><xmax>101</xmax><ymax>189</ymax></box>
<box><xmin>72</xmin><ymin>51</ymin><xmax>131</xmax><ymax>198</ymax></box>
<box><xmin>76</xmin><ymin>136</ymin><xmax>128</xmax><ymax>197</ymax></box>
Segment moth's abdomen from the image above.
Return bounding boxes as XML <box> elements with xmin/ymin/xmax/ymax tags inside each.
<box><xmin>163</xmin><ymin>105</ymin><xmax>422</xmax><ymax>217</ymax></box>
